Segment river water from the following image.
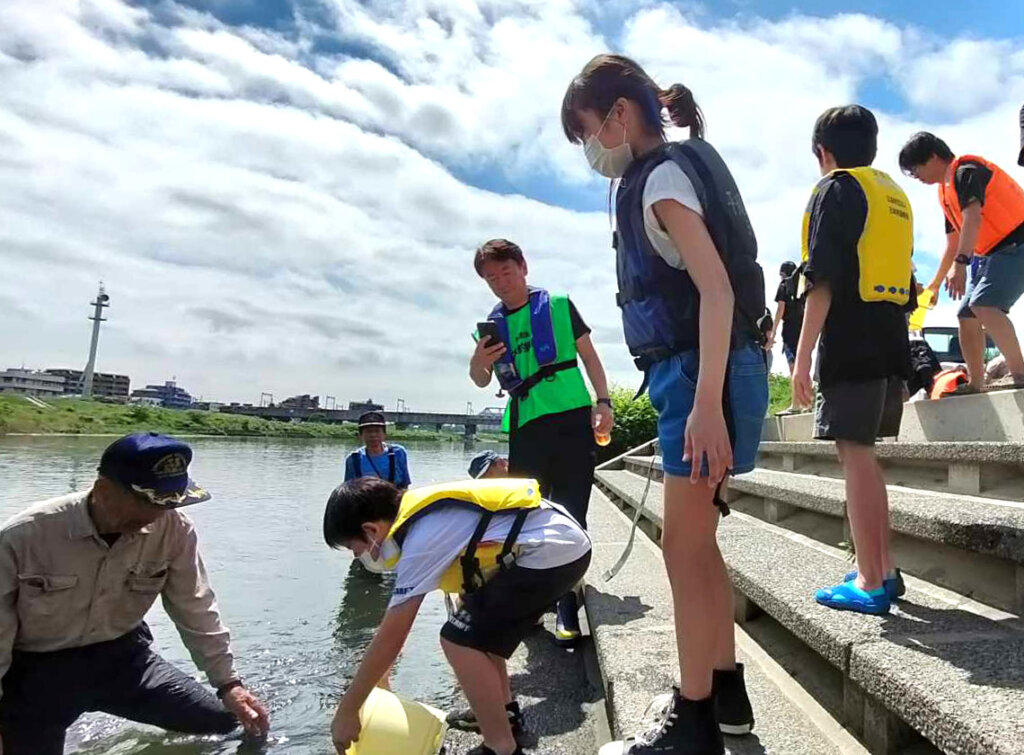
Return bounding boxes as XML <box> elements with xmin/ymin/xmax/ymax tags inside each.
<box><xmin>0</xmin><ymin>435</ymin><xmax>507</xmax><ymax>754</ymax></box>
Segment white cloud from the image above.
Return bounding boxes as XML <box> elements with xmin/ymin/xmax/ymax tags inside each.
<box><xmin>0</xmin><ymin>0</ymin><xmax>1021</xmax><ymax>409</ymax></box>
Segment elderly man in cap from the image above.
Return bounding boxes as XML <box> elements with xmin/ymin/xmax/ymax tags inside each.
<box><xmin>468</xmin><ymin>450</ymin><xmax>509</xmax><ymax>480</ymax></box>
<box><xmin>344</xmin><ymin>411</ymin><xmax>412</xmax><ymax>491</ymax></box>
<box><xmin>0</xmin><ymin>432</ymin><xmax>269</xmax><ymax>755</ymax></box>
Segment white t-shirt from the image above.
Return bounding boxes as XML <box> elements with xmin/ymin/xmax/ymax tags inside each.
<box><xmin>387</xmin><ymin>501</ymin><xmax>591</xmax><ymax>608</ymax></box>
<box><xmin>641</xmin><ymin>161</ymin><xmax>704</xmax><ymax>270</ymax></box>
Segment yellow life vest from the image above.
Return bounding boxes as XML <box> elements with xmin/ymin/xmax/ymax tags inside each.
<box><xmin>800</xmin><ymin>167</ymin><xmax>914</xmax><ymax>305</ymax></box>
<box><xmin>385</xmin><ymin>478</ymin><xmax>543</xmax><ymax>596</ymax></box>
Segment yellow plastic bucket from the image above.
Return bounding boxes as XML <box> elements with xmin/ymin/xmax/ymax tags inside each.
<box><xmin>347</xmin><ymin>687</ymin><xmax>448</xmax><ymax>755</ymax></box>
<box><xmin>908</xmin><ymin>287</ymin><xmax>935</xmax><ymax>332</ymax></box>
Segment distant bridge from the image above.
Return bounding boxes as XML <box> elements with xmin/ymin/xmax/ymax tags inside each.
<box><xmin>219</xmin><ymin>405</ymin><xmax>503</xmax><ymax>436</ymax></box>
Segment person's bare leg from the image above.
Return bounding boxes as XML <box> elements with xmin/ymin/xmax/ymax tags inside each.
<box><xmin>490</xmin><ymin>654</ymin><xmax>513</xmax><ymax>705</ymax></box>
<box><xmin>663</xmin><ymin>474</ymin><xmax>732</xmax><ymax>700</ymax></box>
<box><xmin>442</xmin><ymin>639</ymin><xmax>516</xmax><ymax>755</ymax></box>
<box><xmin>973</xmin><ymin>306</ymin><xmax>1024</xmax><ymax>378</ymax></box>
<box><xmin>836</xmin><ymin>441</ymin><xmax>886</xmax><ymax>591</ymax></box>
<box><xmin>959</xmin><ymin>316</ymin><xmax>987</xmax><ymax>388</ymax></box>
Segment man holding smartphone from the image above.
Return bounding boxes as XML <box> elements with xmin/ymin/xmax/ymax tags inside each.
<box><xmin>469</xmin><ymin>238</ymin><xmax>612</xmax><ymax>648</ymax></box>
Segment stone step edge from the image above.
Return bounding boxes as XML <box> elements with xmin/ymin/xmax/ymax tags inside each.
<box><xmin>592</xmin><ymin>475</ymin><xmax>1024</xmax><ymax>755</ymax></box>
<box><xmin>613</xmin><ymin>461</ymin><xmax>1024</xmax><ymax>564</ymax></box>
<box><xmin>584</xmin><ymin>487</ymin><xmax>871</xmax><ymax>755</ymax></box>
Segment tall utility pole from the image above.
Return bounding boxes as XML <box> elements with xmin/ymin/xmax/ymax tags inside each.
<box><xmin>82</xmin><ymin>282</ymin><xmax>110</xmax><ymax>399</ymax></box>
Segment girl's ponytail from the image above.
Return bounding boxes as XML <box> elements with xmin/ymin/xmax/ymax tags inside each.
<box><xmin>660</xmin><ymin>83</ymin><xmax>705</xmax><ymax>140</ymax></box>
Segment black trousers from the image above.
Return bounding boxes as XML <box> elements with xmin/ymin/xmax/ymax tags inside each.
<box><xmin>0</xmin><ymin>623</ymin><xmax>236</xmax><ymax>755</ymax></box>
<box><xmin>508</xmin><ymin>409</ymin><xmax>595</xmax><ymax>529</ymax></box>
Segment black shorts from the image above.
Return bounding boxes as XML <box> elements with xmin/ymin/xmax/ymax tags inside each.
<box><xmin>509</xmin><ymin>408</ymin><xmax>595</xmax><ymax>529</ymax></box>
<box><xmin>815</xmin><ymin>376</ymin><xmax>904</xmax><ymax>445</ymax></box>
<box><xmin>440</xmin><ymin>552</ymin><xmax>592</xmax><ymax>659</ymax></box>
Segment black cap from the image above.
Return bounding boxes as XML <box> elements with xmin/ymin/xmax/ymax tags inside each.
<box><xmin>98</xmin><ymin>432</ymin><xmax>210</xmax><ymax>508</ymax></box>
<box><xmin>358</xmin><ymin>411</ymin><xmax>387</xmax><ymax>429</ymax></box>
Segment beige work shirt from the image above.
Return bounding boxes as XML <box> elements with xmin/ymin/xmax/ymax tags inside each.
<box><xmin>0</xmin><ymin>491</ymin><xmax>238</xmax><ymax>699</ymax></box>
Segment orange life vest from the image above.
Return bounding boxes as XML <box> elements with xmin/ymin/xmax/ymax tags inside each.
<box><xmin>929</xmin><ymin>367</ymin><xmax>969</xmax><ymax>400</ymax></box>
<box><xmin>940</xmin><ymin>154</ymin><xmax>1024</xmax><ymax>256</ymax></box>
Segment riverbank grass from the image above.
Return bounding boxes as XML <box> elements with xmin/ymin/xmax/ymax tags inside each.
<box><xmin>0</xmin><ymin>397</ymin><xmax>503</xmax><ymax>441</ymax></box>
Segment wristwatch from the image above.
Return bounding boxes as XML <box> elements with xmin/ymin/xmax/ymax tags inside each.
<box><xmin>954</xmin><ymin>253</ymin><xmax>972</xmax><ymax>266</ymax></box>
<box><xmin>596</xmin><ymin>398</ymin><xmax>613</xmax><ymax>408</ymax></box>
<box><xmin>216</xmin><ymin>679</ymin><xmax>244</xmax><ymax>699</ymax></box>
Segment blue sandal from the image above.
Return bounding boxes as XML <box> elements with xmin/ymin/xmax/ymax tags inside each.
<box><xmin>815</xmin><ymin>579</ymin><xmax>891</xmax><ymax>615</ymax></box>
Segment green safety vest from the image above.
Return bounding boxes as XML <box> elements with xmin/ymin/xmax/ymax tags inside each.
<box><xmin>500</xmin><ymin>294</ymin><xmax>592</xmax><ymax>432</ymax></box>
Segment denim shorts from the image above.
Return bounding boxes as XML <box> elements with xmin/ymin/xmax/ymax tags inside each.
<box><xmin>958</xmin><ymin>241</ymin><xmax>1024</xmax><ymax>319</ymax></box>
<box><xmin>648</xmin><ymin>342</ymin><xmax>769</xmax><ymax>478</ymax></box>
<box><xmin>782</xmin><ymin>341</ymin><xmax>797</xmax><ymax>368</ymax></box>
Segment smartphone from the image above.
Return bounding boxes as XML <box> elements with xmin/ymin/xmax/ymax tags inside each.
<box><xmin>476</xmin><ymin>321</ymin><xmax>501</xmax><ymax>346</ymax></box>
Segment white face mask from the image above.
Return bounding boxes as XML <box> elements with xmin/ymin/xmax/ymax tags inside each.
<box><xmin>585</xmin><ymin>109</ymin><xmax>633</xmax><ymax>178</ymax></box>
<box><xmin>357</xmin><ymin>537</ymin><xmax>398</xmax><ymax>574</ymax></box>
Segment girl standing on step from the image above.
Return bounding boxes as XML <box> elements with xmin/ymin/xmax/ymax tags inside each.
<box><xmin>562</xmin><ymin>55</ymin><xmax>769</xmax><ymax>755</ymax></box>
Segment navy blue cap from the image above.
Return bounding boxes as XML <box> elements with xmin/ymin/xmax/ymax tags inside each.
<box><xmin>469</xmin><ymin>450</ymin><xmax>501</xmax><ymax>479</ymax></box>
<box><xmin>98</xmin><ymin>433</ymin><xmax>210</xmax><ymax>508</ymax></box>
<box><xmin>358</xmin><ymin>411</ymin><xmax>387</xmax><ymax>429</ymax></box>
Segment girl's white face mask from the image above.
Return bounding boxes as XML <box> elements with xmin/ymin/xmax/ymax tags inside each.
<box><xmin>585</xmin><ymin>109</ymin><xmax>633</xmax><ymax>178</ymax></box>
<box><xmin>357</xmin><ymin>536</ymin><xmax>398</xmax><ymax>574</ymax></box>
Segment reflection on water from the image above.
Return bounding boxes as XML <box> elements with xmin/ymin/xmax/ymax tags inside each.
<box><xmin>0</xmin><ymin>435</ymin><xmax>505</xmax><ymax>754</ymax></box>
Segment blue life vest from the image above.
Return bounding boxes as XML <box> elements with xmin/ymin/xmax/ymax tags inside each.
<box><xmin>614</xmin><ymin>139</ymin><xmax>768</xmax><ymax>370</ymax></box>
<box><xmin>488</xmin><ymin>287</ymin><xmax>559</xmax><ymax>395</ymax></box>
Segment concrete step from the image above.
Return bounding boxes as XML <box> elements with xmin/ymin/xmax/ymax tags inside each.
<box><xmin>756</xmin><ymin>441</ymin><xmax>1024</xmax><ymax>503</ymax></box>
<box><xmin>585</xmin><ymin>487</ymin><xmax>874</xmax><ymax>755</ymax></box>
<box><xmin>614</xmin><ymin>460</ymin><xmax>1024</xmax><ymax>614</ymax></box>
<box><xmin>761</xmin><ymin>388</ymin><xmax>1024</xmax><ymax>444</ymax></box>
<box><xmin>593</xmin><ymin>468</ymin><xmax>1024</xmax><ymax>755</ymax></box>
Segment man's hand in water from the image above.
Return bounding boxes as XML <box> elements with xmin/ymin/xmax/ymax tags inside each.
<box><xmin>222</xmin><ymin>685</ymin><xmax>270</xmax><ymax>737</ymax></box>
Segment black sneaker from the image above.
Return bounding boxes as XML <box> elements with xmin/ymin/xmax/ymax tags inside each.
<box><xmin>554</xmin><ymin>592</ymin><xmax>582</xmax><ymax>647</ymax></box>
<box><xmin>713</xmin><ymin>663</ymin><xmax>755</xmax><ymax>736</ymax></box>
<box><xmin>446</xmin><ymin>700</ymin><xmax>524</xmax><ymax>737</ymax></box>
<box><xmin>597</xmin><ymin>688</ymin><xmax>723</xmax><ymax>755</ymax></box>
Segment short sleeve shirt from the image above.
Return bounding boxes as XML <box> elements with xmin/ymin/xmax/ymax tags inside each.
<box><xmin>344</xmin><ymin>444</ymin><xmax>411</xmax><ymax>489</ymax></box>
<box><xmin>773</xmin><ymin>275</ymin><xmax>804</xmax><ymax>347</ymax></box>
<box><xmin>641</xmin><ymin>161</ymin><xmax>704</xmax><ymax>270</ymax></box>
<box><xmin>387</xmin><ymin>502</ymin><xmax>591</xmax><ymax>609</ymax></box>
<box><xmin>802</xmin><ymin>172</ymin><xmax>913</xmax><ymax>387</ymax></box>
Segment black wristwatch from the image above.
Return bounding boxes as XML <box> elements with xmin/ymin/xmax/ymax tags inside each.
<box><xmin>216</xmin><ymin>679</ymin><xmax>244</xmax><ymax>699</ymax></box>
<box><xmin>954</xmin><ymin>253</ymin><xmax>972</xmax><ymax>266</ymax></box>
<box><xmin>596</xmin><ymin>398</ymin><xmax>613</xmax><ymax>408</ymax></box>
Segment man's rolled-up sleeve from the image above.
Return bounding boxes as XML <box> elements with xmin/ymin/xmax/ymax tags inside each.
<box><xmin>162</xmin><ymin>518</ymin><xmax>237</xmax><ymax>688</ymax></box>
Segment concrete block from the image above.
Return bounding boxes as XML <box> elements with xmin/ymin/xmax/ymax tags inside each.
<box><xmin>948</xmin><ymin>462</ymin><xmax>982</xmax><ymax>494</ymax></box>
<box><xmin>765</xmin><ymin>499</ymin><xmax>796</xmax><ymax>523</ymax></box>
<box><xmin>862</xmin><ymin>695</ymin><xmax>916</xmax><ymax>755</ymax></box>
<box><xmin>1017</xmin><ymin>564</ymin><xmax>1024</xmax><ymax>615</ymax></box>
<box><xmin>843</xmin><ymin>677</ymin><xmax>866</xmax><ymax>739</ymax></box>
<box><xmin>899</xmin><ymin>388</ymin><xmax>1024</xmax><ymax>442</ymax></box>
<box><xmin>782</xmin><ymin>453</ymin><xmax>798</xmax><ymax>472</ymax></box>
<box><xmin>733</xmin><ymin>587</ymin><xmax>762</xmax><ymax>623</ymax></box>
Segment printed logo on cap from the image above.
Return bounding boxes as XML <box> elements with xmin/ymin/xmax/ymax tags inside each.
<box><xmin>153</xmin><ymin>453</ymin><xmax>188</xmax><ymax>478</ymax></box>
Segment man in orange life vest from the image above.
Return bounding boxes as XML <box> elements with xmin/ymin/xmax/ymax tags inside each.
<box><xmin>900</xmin><ymin>132</ymin><xmax>1024</xmax><ymax>393</ymax></box>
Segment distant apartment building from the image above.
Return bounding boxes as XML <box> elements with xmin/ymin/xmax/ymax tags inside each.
<box><xmin>130</xmin><ymin>380</ymin><xmax>193</xmax><ymax>409</ymax></box>
<box><xmin>281</xmin><ymin>394</ymin><xmax>319</xmax><ymax>410</ymax></box>
<box><xmin>0</xmin><ymin>368</ymin><xmax>66</xmax><ymax>397</ymax></box>
<box><xmin>44</xmin><ymin>368</ymin><xmax>130</xmax><ymax>401</ymax></box>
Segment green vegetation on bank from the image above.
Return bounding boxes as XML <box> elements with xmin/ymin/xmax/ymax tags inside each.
<box><xmin>0</xmin><ymin>397</ymin><xmax>503</xmax><ymax>441</ymax></box>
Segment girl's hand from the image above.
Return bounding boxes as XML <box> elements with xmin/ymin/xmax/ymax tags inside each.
<box><xmin>683</xmin><ymin>399</ymin><xmax>732</xmax><ymax>486</ymax></box>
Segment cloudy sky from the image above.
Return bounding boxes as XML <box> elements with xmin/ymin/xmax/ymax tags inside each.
<box><xmin>2</xmin><ymin>1</ymin><xmax>1022</xmax><ymax>411</ymax></box>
